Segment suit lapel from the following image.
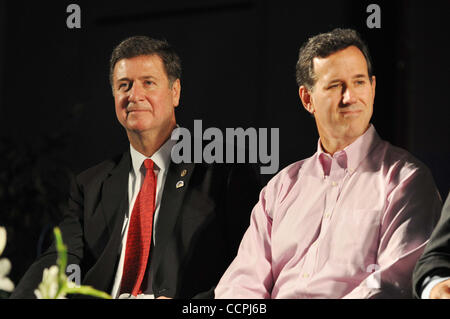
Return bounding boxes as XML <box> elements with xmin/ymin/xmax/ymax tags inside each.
<box><xmin>152</xmin><ymin>161</ymin><xmax>195</xmax><ymax>263</ymax></box>
<box><xmin>83</xmin><ymin>151</ymin><xmax>130</xmax><ymax>291</ymax></box>
<box><xmin>101</xmin><ymin>151</ymin><xmax>130</xmax><ymax>234</ymax></box>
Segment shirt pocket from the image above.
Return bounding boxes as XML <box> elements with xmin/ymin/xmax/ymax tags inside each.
<box><xmin>326</xmin><ymin>209</ymin><xmax>381</xmax><ymax>268</ymax></box>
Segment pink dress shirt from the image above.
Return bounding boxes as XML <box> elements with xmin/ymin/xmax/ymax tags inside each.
<box><xmin>215</xmin><ymin>125</ymin><xmax>442</xmax><ymax>299</ymax></box>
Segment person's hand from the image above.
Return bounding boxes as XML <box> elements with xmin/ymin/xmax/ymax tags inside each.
<box><xmin>430</xmin><ymin>279</ymin><xmax>450</xmax><ymax>299</ymax></box>
<box><xmin>156</xmin><ymin>296</ymin><xmax>172</xmax><ymax>299</ymax></box>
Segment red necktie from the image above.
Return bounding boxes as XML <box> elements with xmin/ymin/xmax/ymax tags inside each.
<box><xmin>120</xmin><ymin>159</ymin><xmax>157</xmax><ymax>296</ymax></box>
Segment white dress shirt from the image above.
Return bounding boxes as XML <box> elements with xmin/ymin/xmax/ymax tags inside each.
<box><xmin>421</xmin><ymin>276</ymin><xmax>450</xmax><ymax>299</ymax></box>
<box><xmin>111</xmin><ymin>137</ymin><xmax>176</xmax><ymax>299</ymax></box>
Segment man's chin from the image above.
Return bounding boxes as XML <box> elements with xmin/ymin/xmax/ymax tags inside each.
<box><xmin>344</xmin><ymin>123</ymin><xmax>370</xmax><ymax>139</ymax></box>
<box><xmin>123</xmin><ymin>117</ymin><xmax>175</xmax><ymax>138</ymax></box>
<box><xmin>125</xmin><ymin>123</ymin><xmax>156</xmax><ymax>134</ymax></box>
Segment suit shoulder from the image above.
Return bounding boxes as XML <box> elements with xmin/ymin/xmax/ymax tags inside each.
<box><xmin>76</xmin><ymin>152</ymin><xmax>126</xmax><ymax>185</ymax></box>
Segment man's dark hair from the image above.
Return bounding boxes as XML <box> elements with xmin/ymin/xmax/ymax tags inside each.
<box><xmin>109</xmin><ymin>35</ymin><xmax>182</xmax><ymax>88</ymax></box>
<box><xmin>295</xmin><ymin>28</ymin><xmax>373</xmax><ymax>90</ymax></box>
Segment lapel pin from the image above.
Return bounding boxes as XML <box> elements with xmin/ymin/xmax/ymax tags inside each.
<box><xmin>180</xmin><ymin>169</ymin><xmax>187</xmax><ymax>177</ymax></box>
<box><xmin>176</xmin><ymin>180</ymin><xmax>184</xmax><ymax>189</ymax></box>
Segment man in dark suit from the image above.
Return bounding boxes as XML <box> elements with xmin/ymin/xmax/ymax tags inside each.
<box><xmin>11</xmin><ymin>36</ymin><xmax>260</xmax><ymax>299</ymax></box>
<box><xmin>413</xmin><ymin>192</ymin><xmax>450</xmax><ymax>299</ymax></box>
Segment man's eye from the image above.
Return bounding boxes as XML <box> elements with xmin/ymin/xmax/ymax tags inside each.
<box><xmin>118</xmin><ymin>83</ymin><xmax>129</xmax><ymax>90</ymax></box>
<box><xmin>355</xmin><ymin>80</ymin><xmax>366</xmax><ymax>86</ymax></box>
<box><xmin>328</xmin><ymin>84</ymin><xmax>340</xmax><ymax>89</ymax></box>
<box><xmin>144</xmin><ymin>80</ymin><xmax>153</xmax><ymax>86</ymax></box>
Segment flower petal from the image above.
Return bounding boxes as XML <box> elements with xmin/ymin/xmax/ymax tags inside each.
<box><xmin>0</xmin><ymin>227</ymin><xmax>6</xmax><ymax>256</ymax></box>
<box><xmin>34</xmin><ymin>289</ymin><xmax>43</xmax><ymax>299</ymax></box>
<box><xmin>0</xmin><ymin>277</ymin><xmax>15</xmax><ymax>292</ymax></box>
<box><xmin>0</xmin><ymin>258</ymin><xmax>11</xmax><ymax>277</ymax></box>
<box><xmin>35</xmin><ymin>265</ymin><xmax>66</xmax><ymax>299</ymax></box>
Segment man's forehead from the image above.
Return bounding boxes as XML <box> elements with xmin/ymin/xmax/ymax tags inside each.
<box><xmin>113</xmin><ymin>54</ymin><xmax>165</xmax><ymax>79</ymax></box>
<box><xmin>312</xmin><ymin>46</ymin><xmax>368</xmax><ymax>80</ymax></box>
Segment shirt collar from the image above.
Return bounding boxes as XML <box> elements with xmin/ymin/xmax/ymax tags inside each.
<box><xmin>316</xmin><ymin>124</ymin><xmax>381</xmax><ymax>176</ymax></box>
<box><xmin>130</xmin><ymin>136</ymin><xmax>176</xmax><ymax>176</ymax></box>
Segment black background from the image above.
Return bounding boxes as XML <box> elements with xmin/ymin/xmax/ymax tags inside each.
<box><xmin>0</xmin><ymin>0</ymin><xmax>449</xmax><ymax>288</ymax></box>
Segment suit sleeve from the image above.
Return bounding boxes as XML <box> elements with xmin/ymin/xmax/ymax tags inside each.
<box><xmin>10</xmin><ymin>176</ymin><xmax>85</xmax><ymax>299</ymax></box>
<box><xmin>412</xmin><ymin>191</ymin><xmax>450</xmax><ymax>298</ymax></box>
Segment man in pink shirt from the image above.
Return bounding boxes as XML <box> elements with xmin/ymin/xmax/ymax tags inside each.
<box><xmin>215</xmin><ymin>28</ymin><xmax>442</xmax><ymax>299</ymax></box>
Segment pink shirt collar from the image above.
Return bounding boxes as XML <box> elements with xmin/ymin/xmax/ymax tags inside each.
<box><xmin>316</xmin><ymin>124</ymin><xmax>380</xmax><ymax>176</ymax></box>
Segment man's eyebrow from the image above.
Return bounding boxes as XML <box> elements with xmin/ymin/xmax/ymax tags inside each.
<box><xmin>326</xmin><ymin>79</ymin><xmax>342</xmax><ymax>85</ymax></box>
<box><xmin>116</xmin><ymin>75</ymin><xmax>157</xmax><ymax>82</ymax></box>
<box><xmin>326</xmin><ymin>74</ymin><xmax>368</xmax><ymax>85</ymax></box>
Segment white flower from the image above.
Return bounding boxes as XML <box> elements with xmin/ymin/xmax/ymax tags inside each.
<box><xmin>0</xmin><ymin>226</ymin><xmax>15</xmax><ymax>293</ymax></box>
<box><xmin>34</xmin><ymin>227</ymin><xmax>111</xmax><ymax>299</ymax></box>
<box><xmin>34</xmin><ymin>265</ymin><xmax>78</xmax><ymax>299</ymax></box>
<box><xmin>0</xmin><ymin>258</ymin><xmax>15</xmax><ymax>292</ymax></box>
<box><xmin>34</xmin><ymin>265</ymin><xmax>64</xmax><ymax>299</ymax></box>
<box><xmin>0</xmin><ymin>227</ymin><xmax>6</xmax><ymax>256</ymax></box>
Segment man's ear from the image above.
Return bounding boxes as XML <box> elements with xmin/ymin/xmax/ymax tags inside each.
<box><xmin>299</xmin><ymin>85</ymin><xmax>314</xmax><ymax>114</ymax></box>
<box><xmin>371</xmin><ymin>75</ymin><xmax>376</xmax><ymax>100</ymax></box>
<box><xmin>171</xmin><ymin>78</ymin><xmax>181</xmax><ymax>107</ymax></box>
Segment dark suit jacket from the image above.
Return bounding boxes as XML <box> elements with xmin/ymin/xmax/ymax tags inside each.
<box><xmin>412</xmin><ymin>191</ymin><xmax>450</xmax><ymax>298</ymax></box>
<box><xmin>11</xmin><ymin>150</ymin><xmax>261</xmax><ymax>299</ymax></box>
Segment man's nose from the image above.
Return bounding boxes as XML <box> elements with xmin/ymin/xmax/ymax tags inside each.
<box><xmin>128</xmin><ymin>82</ymin><xmax>145</xmax><ymax>102</ymax></box>
<box><xmin>342</xmin><ymin>86</ymin><xmax>357</xmax><ymax>105</ymax></box>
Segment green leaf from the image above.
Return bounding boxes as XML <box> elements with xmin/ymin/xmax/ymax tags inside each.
<box><xmin>64</xmin><ymin>285</ymin><xmax>112</xmax><ymax>299</ymax></box>
<box><xmin>51</xmin><ymin>227</ymin><xmax>112</xmax><ymax>299</ymax></box>
<box><xmin>53</xmin><ymin>227</ymin><xmax>68</xmax><ymax>297</ymax></box>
